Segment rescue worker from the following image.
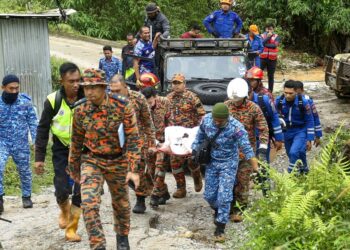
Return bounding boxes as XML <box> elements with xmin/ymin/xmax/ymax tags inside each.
<box><xmin>0</xmin><ymin>74</ymin><xmax>37</xmax><ymax>213</ymax></box>
<box><xmin>294</xmin><ymin>81</ymin><xmax>322</xmax><ymax>147</ymax></box>
<box><xmin>260</xmin><ymin>23</ymin><xmax>281</xmax><ymax>92</ymax></box>
<box><xmin>134</xmin><ymin>26</ymin><xmax>160</xmax><ymax>89</ymax></box>
<box><xmin>121</xmin><ymin>33</ymin><xmax>136</xmax><ymax>81</ymax></box>
<box><xmin>225</xmin><ymin>78</ymin><xmax>269</xmax><ymax>222</ymax></box>
<box><xmin>203</xmin><ymin>0</ymin><xmax>243</xmax><ymax>38</ymax></box>
<box><xmin>67</xmin><ymin>69</ymin><xmax>141</xmax><ymax>250</ymax></box>
<box><xmin>35</xmin><ymin>62</ymin><xmax>84</xmax><ymax>242</ymax></box>
<box><xmin>141</xmin><ymin>86</ymin><xmax>172</xmax><ymax>208</ymax></box>
<box><xmin>98</xmin><ymin>45</ymin><xmax>122</xmax><ymax>83</ymax></box>
<box><xmin>275</xmin><ymin>80</ymin><xmax>315</xmax><ymax>174</ymax></box>
<box><xmin>167</xmin><ymin>73</ymin><xmax>205</xmax><ymax>198</ymax></box>
<box><xmin>143</xmin><ymin>2</ymin><xmax>170</xmax><ymax>40</ymax></box>
<box><xmin>192</xmin><ymin>103</ymin><xmax>257</xmax><ymax>242</ymax></box>
<box><xmin>246</xmin><ymin>25</ymin><xmax>264</xmax><ymax>69</ymax></box>
<box><xmin>180</xmin><ymin>23</ymin><xmax>204</xmax><ymax>39</ymax></box>
<box><xmin>245</xmin><ymin>66</ymin><xmax>273</xmax><ymax>101</ymax></box>
<box><xmin>110</xmin><ymin>74</ymin><xmax>157</xmax><ymax>214</ymax></box>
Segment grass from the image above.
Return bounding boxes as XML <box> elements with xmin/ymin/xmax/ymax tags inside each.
<box><xmin>3</xmin><ymin>145</ymin><xmax>54</xmax><ymax>196</ymax></box>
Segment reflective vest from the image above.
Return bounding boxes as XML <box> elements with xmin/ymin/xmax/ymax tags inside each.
<box><xmin>47</xmin><ymin>91</ymin><xmax>73</xmax><ymax>146</ymax></box>
<box><xmin>260</xmin><ymin>33</ymin><xmax>279</xmax><ymax>60</ymax></box>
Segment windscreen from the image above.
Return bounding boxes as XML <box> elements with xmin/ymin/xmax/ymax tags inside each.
<box><xmin>166</xmin><ymin>55</ymin><xmax>246</xmax><ymax>80</ymax></box>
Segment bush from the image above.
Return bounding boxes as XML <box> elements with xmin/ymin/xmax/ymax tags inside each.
<box><xmin>50</xmin><ymin>56</ymin><xmax>67</xmax><ymax>91</ymax></box>
<box><xmin>4</xmin><ymin>146</ymin><xmax>54</xmax><ymax>196</ymax></box>
<box><xmin>229</xmin><ymin>126</ymin><xmax>350</xmax><ymax>249</ymax></box>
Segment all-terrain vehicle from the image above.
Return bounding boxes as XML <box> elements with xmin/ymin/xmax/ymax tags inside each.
<box><xmin>324</xmin><ymin>53</ymin><xmax>350</xmax><ymax>98</ymax></box>
<box><xmin>126</xmin><ymin>38</ymin><xmax>249</xmax><ymax>110</ymax></box>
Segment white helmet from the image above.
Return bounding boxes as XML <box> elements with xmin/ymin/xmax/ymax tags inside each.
<box><xmin>227</xmin><ymin>78</ymin><xmax>249</xmax><ymax>100</ymax></box>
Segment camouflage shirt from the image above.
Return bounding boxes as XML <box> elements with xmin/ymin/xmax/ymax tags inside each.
<box><xmin>225</xmin><ymin>99</ymin><xmax>269</xmax><ymax>155</ymax></box>
<box><xmin>127</xmin><ymin>90</ymin><xmax>156</xmax><ymax>148</ymax></box>
<box><xmin>150</xmin><ymin>96</ymin><xmax>172</xmax><ymax>142</ymax></box>
<box><xmin>67</xmin><ymin>94</ymin><xmax>141</xmax><ymax>180</ymax></box>
<box><xmin>167</xmin><ymin>89</ymin><xmax>206</xmax><ymax>128</ymax></box>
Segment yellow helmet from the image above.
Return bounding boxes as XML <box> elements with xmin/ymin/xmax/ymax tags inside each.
<box><xmin>220</xmin><ymin>0</ymin><xmax>233</xmax><ymax>5</ymax></box>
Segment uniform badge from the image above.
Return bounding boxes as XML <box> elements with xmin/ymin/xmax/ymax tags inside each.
<box><xmin>59</xmin><ymin>110</ymin><xmax>65</xmax><ymax>116</ymax></box>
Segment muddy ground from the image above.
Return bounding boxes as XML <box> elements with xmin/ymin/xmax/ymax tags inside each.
<box><xmin>0</xmin><ymin>36</ymin><xmax>349</xmax><ymax>250</ymax></box>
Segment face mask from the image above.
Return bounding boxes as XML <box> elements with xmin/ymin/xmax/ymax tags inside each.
<box><xmin>2</xmin><ymin>91</ymin><xmax>19</xmax><ymax>104</ymax></box>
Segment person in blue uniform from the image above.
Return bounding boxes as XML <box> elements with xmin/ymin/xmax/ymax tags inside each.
<box><xmin>192</xmin><ymin>103</ymin><xmax>257</xmax><ymax>242</ymax></box>
<box><xmin>203</xmin><ymin>0</ymin><xmax>243</xmax><ymax>38</ymax></box>
<box><xmin>275</xmin><ymin>80</ymin><xmax>315</xmax><ymax>174</ymax></box>
<box><xmin>0</xmin><ymin>74</ymin><xmax>38</xmax><ymax>213</ymax></box>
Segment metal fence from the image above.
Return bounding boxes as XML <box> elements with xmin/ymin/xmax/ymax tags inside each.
<box><xmin>0</xmin><ymin>18</ymin><xmax>52</xmax><ymax>115</ymax></box>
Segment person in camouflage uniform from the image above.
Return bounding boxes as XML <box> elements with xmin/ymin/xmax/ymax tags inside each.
<box><xmin>141</xmin><ymin>87</ymin><xmax>172</xmax><ymax>208</ymax></box>
<box><xmin>167</xmin><ymin>73</ymin><xmax>206</xmax><ymax>198</ymax></box>
<box><xmin>0</xmin><ymin>74</ymin><xmax>37</xmax><ymax>213</ymax></box>
<box><xmin>67</xmin><ymin>69</ymin><xmax>141</xmax><ymax>250</ymax></box>
<box><xmin>225</xmin><ymin>78</ymin><xmax>269</xmax><ymax>223</ymax></box>
<box><xmin>110</xmin><ymin>74</ymin><xmax>157</xmax><ymax>214</ymax></box>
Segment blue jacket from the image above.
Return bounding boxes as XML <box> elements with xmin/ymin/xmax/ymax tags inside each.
<box><xmin>203</xmin><ymin>10</ymin><xmax>243</xmax><ymax>38</ymax></box>
<box><xmin>134</xmin><ymin>39</ymin><xmax>155</xmax><ymax>74</ymax></box>
<box><xmin>305</xmin><ymin>95</ymin><xmax>322</xmax><ymax>138</ymax></box>
<box><xmin>98</xmin><ymin>56</ymin><xmax>122</xmax><ymax>83</ymax></box>
<box><xmin>275</xmin><ymin>95</ymin><xmax>315</xmax><ymax>141</ymax></box>
<box><xmin>246</xmin><ymin>34</ymin><xmax>264</xmax><ymax>53</ymax></box>
<box><xmin>192</xmin><ymin>113</ymin><xmax>255</xmax><ymax>162</ymax></box>
<box><xmin>0</xmin><ymin>93</ymin><xmax>37</xmax><ymax>148</ymax></box>
<box><xmin>252</xmin><ymin>93</ymin><xmax>283</xmax><ymax>141</ymax></box>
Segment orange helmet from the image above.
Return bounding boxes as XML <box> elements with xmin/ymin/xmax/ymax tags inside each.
<box><xmin>245</xmin><ymin>66</ymin><xmax>264</xmax><ymax>80</ymax></box>
<box><xmin>139</xmin><ymin>73</ymin><xmax>160</xmax><ymax>89</ymax></box>
<box><xmin>220</xmin><ymin>0</ymin><xmax>233</xmax><ymax>5</ymax></box>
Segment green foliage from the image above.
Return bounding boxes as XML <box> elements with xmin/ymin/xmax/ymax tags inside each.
<box><xmin>4</xmin><ymin>146</ymin><xmax>54</xmax><ymax>196</ymax></box>
<box><xmin>50</xmin><ymin>56</ymin><xmax>67</xmax><ymax>91</ymax></box>
<box><xmin>230</xmin><ymin>126</ymin><xmax>350</xmax><ymax>249</ymax></box>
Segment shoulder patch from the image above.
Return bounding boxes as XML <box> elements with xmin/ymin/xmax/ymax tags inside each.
<box><xmin>111</xmin><ymin>94</ymin><xmax>128</xmax><ymax>104</ymax></box>
<box><xmin>20</xmin><ymin>93</ymin><xmax>32</xmax><ymax>101</ymax></box>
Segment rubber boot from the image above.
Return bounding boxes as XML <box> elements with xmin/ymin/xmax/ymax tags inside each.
<box><xmin>158</xmin><ymin>192</ymin><xmax>170</xmax><ymax>205</ymax></box>
<box><xmin>192</xmin><ymin>172</ymin><xmax>203</xmax><ymax>192</ymax></box>
<box><xmin>0</xmin><ymin>195</ymin><xmax>3</xmax><ymax>215</ymax></box>
<box><xmin>117</xmin><ymin>235</ymin><xmax>130</xmax><ymax>250</ymax></box>
<box><xmin>172</xmin><ymin>188</ymin><xmax>186</xmax><ymax>199</ymax></box>
<box><xmin>150</xmin><ymin>195</ymin><xmax>159</xmax><ymax>208</ymax></box>
<box><xmin>58</xmin><ymin>200</ymin><xmax>71</xmax><ymax>229</ymax></box>
<box><xmin>214</xmin><ymin>222</ymin><xmax>226</xmax><ymax>242</ymax></box>
<box><xmin>22</xmin><ymin>196</ymin><xmax>33</xmax><ymax>208</ymax></box>
<box><xmin>132</xmin><ymin>196</ymin><xmax>146</xmax><ymax>214</ymax></box>
<box><xmin>65</xmin><ymin>205</ymin><xmax>82</xmax><ymax>242</ymax></box>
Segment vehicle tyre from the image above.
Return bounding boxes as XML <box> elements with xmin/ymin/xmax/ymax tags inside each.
<box><xmin>335</xmin><ymin>91</ymin><xmax>347</xmax><ymax>99</ymax></box>
<box><xmin>191</xmin><ymin>83</ymin><xmax>228</xmax><ymax>105</ymax></box>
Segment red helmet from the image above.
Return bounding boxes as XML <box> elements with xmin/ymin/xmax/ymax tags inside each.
<box><xmin>139</xmin><ymin>73</ymin><xmax>160</xmax><ymax>89</ymax></box>
<box><xmin>245</xmin><ymin>66</ymin><xmax>264</xmax><ymax>80</ymax></box>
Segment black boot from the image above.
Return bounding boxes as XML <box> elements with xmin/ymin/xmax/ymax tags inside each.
<box><xmin>132</xmin><ymin>196</ymin><xmax>146</xmax><ymax>214</ymax></box>
<box><xmin>117</xmin><ymin>235</ymin><xmax>130</xmax><ymax>250</ymax></box>
<box><xmin>150</xmin><ymin>195</ymin><xmax>159</xmax><ymax>208</ymax></box>
<box><xmin>158</xmin><ymin>192</ymin><xmax>170</xmax><ymax>205</ymax></box>
<box><xmin>214</xmin><ymin>222</ymin><xmax>226</xmax><ymax>242</ymax></box>
<box><xmin>22</xmin><ymin>196</ymin><xmax>33</xmax><ymax>208</ymax></box>
<box><xmin>0</xmin><ymin>195</ymin><xmax>4</xmax><ymax>215</ymax></box>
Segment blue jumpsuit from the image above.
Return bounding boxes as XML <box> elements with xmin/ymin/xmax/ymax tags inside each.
<box><xmin>252</xmin><ymin>93</ymin><xmax>283</xmax><ymax>162</ymax></box>
<box><xmin>246</xmin><ymin>34</ymin><xmax>264</xmax><ymax>68</ymax></box>
<box><xmin>203</xmin><ymin>10</ymin><xmax>243</xmax><ymax>38</ymax></box>
<box><xmin>275</xmin><ymin>95</ymin><xmax>314</xmax><ymax>173</ymax></box>
<box><xmin>192</xmin><ymin>114</ymin><xmax>254</xmax><ymax>224</ymax></box>
<box><xmin>0</xmin><ymin>93</ymin><xmax>38</xmax><ymax>197</ymax></box>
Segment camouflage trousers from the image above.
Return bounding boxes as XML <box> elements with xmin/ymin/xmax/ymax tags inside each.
<box><xmin>170</xmin><ymin>155</ymin><xmax>201</xmax><ymax>189</ymax></box>
<box><xmin>148</xmin><ymin>151</ymin><xmax>168</xmax><ymax>197</ymax></box>
<box><xmin>134</xmin><ymin>148</ymin><xmax>153</xmax><ymax>197</ymax></box>
<box><xmin>231</xmin><ymin>160</ymin><xmax>253</xmax><ymax>212</ymax></box>
<box><xmin>80</xmin><ymin>155</ymin><xmax>130</xmax><ymax>250</ymax></box>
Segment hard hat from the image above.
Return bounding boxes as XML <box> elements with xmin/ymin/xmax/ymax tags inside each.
<box><xmin>227</xmin><ymin>78</ymin><xmax>249</xmax><ymax>100</ymax></box>
<box><xmin>249</xmin><ymin>24</ymin><xmax>259</xmax><ymax>35</ymax></box>
<box><xmin>139</xmin><ymin>72</ymin><xmax>160</xmax><ymax>89</ymax></box>
<box><xmin>220</xmin><ymin>0</ymin><xmax>233</xmax><ymax>5</ymax></box>
<box><xmin>245</xmin><ymin>66</ymin><xmax>264</xmax><ymax>80</ymax></box>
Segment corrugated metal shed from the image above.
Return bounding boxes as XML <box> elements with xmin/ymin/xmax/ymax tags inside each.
<box><xmin>0</xmin><ymin>9</ymin><xmax>76</xmax><ymax>115</ymax></box>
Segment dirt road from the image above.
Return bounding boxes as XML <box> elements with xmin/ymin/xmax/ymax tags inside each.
<box><xmin>0</xmin><ymin>36</ymin><xmax>349</xmax><ymax>250</ymax></box>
